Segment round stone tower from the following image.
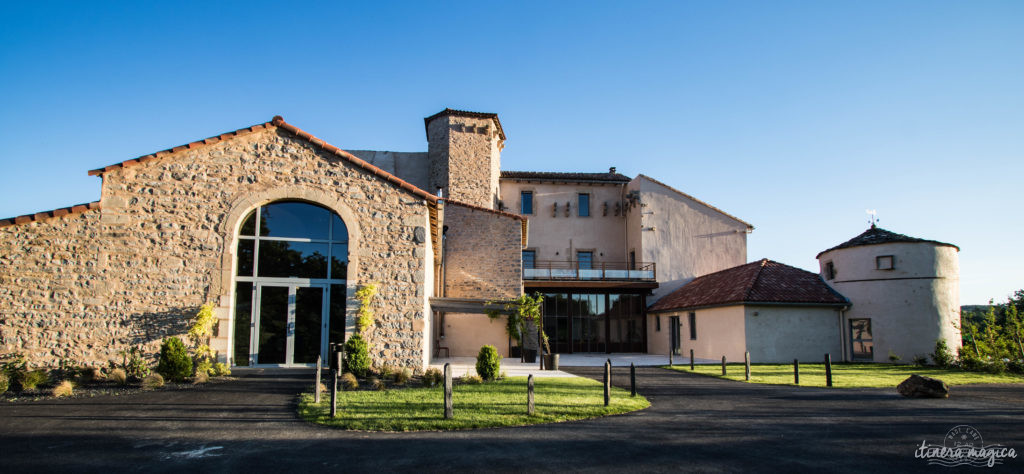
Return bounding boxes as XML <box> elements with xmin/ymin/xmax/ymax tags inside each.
<box><xmin>817</xmin><ymin>225</ymin><xmax>960</xmax><ymax>363</ymax></box>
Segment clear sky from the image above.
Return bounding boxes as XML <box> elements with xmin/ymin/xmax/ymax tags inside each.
<box><xmin>1</xmin><ymin>1</ymin><xmax>1021</xmax><ymax>304</ymax></box>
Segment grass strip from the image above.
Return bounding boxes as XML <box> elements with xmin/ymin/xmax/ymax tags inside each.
<box><xmin>298</xmin><ymin>376</ymin><xmax>649</xmax><ymax>431</ymax></box>
<box><xmin>665</xmin><ymin>363</ymin><xmax>1024</xmax><ymax>388</ymax></box>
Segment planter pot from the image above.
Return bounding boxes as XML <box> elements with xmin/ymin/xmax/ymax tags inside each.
<box><xmin>544</xmin><ymin>354</ymin><xmax>559</xmax><ymax>371</ymax></box>
<box><xmin>509</xmin><ymin>346</ymin><xmax>522</xmax><ymax>358</ymax></box>
<box><xmin>523</xmin><ymin>349</ymin><xmax>537</xmax><ymax>363</ymax></box>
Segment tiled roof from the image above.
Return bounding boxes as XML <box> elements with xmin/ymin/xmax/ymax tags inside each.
<box><xmin>816</xmin><ymin>225</ymin><xmax>959</xmax><ymax>258</ymax></box>
<box><xmin>0</xmin><ymin>201</ymin><xmax>101</xmax><ymax>228</ymax></box>
<box><xmin>635</xmin><ymin>174</ymin><xmax>753</xmax><ymax>229</ymax></box>
<box><xmin>500</xmin><ymin>170</ymin><xmax>632</xmax><ymax>183</ymax></box>
<box><xmin>443</xmin><ymin>199</ymin><xmax>525</xmax><ymax>221</ymax></box>
<box><xmin>88</xmin><ymin>116</ymin><xmax>440</xmax><ymax>205</ymax></box>
<box><xmin>649</xmin><ymin>259</ymin><xmax>848</xmax><ymax>312</ymax></box>
<box><xmin>424</xmin><ymin>108</ymin><xmax>505</xmax><ymax>141</ymax></box>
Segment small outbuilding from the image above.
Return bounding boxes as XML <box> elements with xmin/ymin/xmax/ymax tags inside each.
<box><xmin>648</xmin><ymin>259</ymin><xmax>849</xmax><ymax>363</ymax></box>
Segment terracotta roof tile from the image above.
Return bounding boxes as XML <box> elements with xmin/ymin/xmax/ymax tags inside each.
<box><xmin>816</xmin><ymin>225</ymin><xmax>959</xmax><ymax>258</ymax></box>
<box><xmin>0</xmin><ymin>201</ymin><xmax>101</xmax><ymax>228</ymax></box>
<box><xmin>500</xmin><ymin>170</ymin><xmax>632</xmax><ymax>183</ymax></box>
<box><xmin>424</xmin><ymin>108</ymin><xmax>506</xmax><ymax>141</ymax></box>
<box><xmin>649</xmin><ymin>259</ymin><xmax>848</xmax><ymax>312</ymax></box>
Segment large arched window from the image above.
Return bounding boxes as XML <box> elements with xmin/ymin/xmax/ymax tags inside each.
<box><xmin>232</xmin><ymin>201</ymin><xmax>348</xmax><ymax>367</ymax></box>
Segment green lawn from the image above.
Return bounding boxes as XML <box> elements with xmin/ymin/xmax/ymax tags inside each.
<box><xmin>298</xmin><ymin>376</ymin><xmax>649</xmax><ymax>431</ymax></box>
<box><xmin>664</xmin><ymin>363</ymin><xmax>1024</xmax><ymax>388</ymax></box>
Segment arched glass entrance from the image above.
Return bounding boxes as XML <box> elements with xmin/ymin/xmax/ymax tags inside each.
<box><xmin>232</xmin><ymin>201</ymin><xmax>348</xmax><ymax>366</ymax></box>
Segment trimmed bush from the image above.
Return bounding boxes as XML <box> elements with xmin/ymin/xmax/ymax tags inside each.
<box><xmin>341</xmin><ymin>372</ymin><xmax>359</xmax><ymax>390</ymax></box>
<box><xmin>0</xmin><ymin>372</ymin><xmax>8</xmax><ymax>394</ymax></box>
<box><xmin>19</xmin><ymin>369</ymin><xmax>49</xmax><ymax>390</ymax></box>
<box><xmin>475</xmin><ymin>345</ymin><xmax>501</xmax><ymax>381</ymax></box>
<box><xmin>422</xmin><ymin>367</ymin><xmax>443</xmax><ymax>387</ymax></box>
<box><xmin>142</xmin><ymin>373</ymin><xmax>165</xmax><ymax>390</ymax></box>
<box><xmin>157</xmin><ymin>337</ymin><xmax>193</xmax><ymax>383</ymax></box>
<box><xmin>108</xmin><ymin>368</ymin><xmax>128</xmax><ymax>385</ymax></box>
<box><xmin>344</xmin><ymin>334</ymin><xmax>371</xmax><ymax>378</ymax></box>
<box><xmin>52</xmin><ymin>380</ymin><xmax>74</xmax><ymax>398</ymax></box>
<box><xmin>195</xmin><ymin>359</ymin><xmax>213</xmax><ymax>377</ymax></box>
<box><xmin>460</xmin><ymin>374</ymin><xmax>483</xmax><ymax>384</ymax></box>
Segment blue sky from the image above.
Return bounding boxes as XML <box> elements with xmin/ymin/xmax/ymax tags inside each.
<box><xmin>1</xmin><ymin>1</ymin><xmax>1021</xmax><ymax>304</ymax></box>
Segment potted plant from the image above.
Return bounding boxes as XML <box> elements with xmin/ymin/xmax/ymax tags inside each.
<box><xmin>486</xmin><ymin>292</ymin><xmax>550</xmax><ymax>367</ymax></box>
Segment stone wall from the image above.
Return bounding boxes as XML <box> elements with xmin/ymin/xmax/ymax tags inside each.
<box><xmin>427</xmin><ymin>114</ymin><xmax>502</xmax><ymax>209</ymax></box>
<box><xmin>1</xmin><ymin>126</ymin><xmax>434</xmax><ymax>369</ymax></box>
<box><xmin>442</xmin><ymin>202</ymin><xmax>522</xmax><ymax>299</ymax></box>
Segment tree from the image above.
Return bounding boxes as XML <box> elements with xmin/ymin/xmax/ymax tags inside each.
<box><xmin>486</xmin><ymin>292</ymin><xmax>549</xmax><ymax>360</ymax></box>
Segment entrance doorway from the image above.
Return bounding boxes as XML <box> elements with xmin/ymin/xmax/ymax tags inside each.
<box><xmin>253</xmin><ymin>284</ymin><xmax>326</xmax><ymax>365</ymax></box>
<box><xmin>669</xmin><ymin>315</ymin><xmax>681</xmax><ymax>356</ymax></box>
<box><xmin>232</xmin><ymin>200</ymin><xmax>348</xmax><ymax>367</ymax></box>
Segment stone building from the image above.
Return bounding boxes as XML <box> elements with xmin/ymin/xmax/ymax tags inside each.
<box><xmin>0</xmin><ymin>108</ymin><xmax>960</xmax><ymax>369</ymax></box>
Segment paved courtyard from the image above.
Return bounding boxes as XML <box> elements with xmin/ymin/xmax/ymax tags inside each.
<box><xmin>0</xmin><ymin>366</ymin><xmax>1021</xmax><ymax>473</ymax></box>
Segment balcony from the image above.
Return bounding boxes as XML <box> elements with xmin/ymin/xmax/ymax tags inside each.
<box><xmin>524</xmin><ymin>260</ymin><xmax>656</xmax><ymax>282</ymax></box>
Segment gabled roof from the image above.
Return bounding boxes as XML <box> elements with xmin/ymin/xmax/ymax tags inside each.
<box><xmin>424</xmin><ymin>108</ymin><xmax>505</xmax><ymax>141</ymax></box>
<box><xmin>816</xmin><ymin>225</ymin><xmax>959</xmax><ymax>258</ymax></box>
<box><xmin>87</xmin><ymin>116</ymin><xmax>439</xmax><ymax>205</ymax></box>
<box><xmin>634</xmin><ymin>174</ymin><xmax>753</xmax><ymax>230</ymax></box>
<box><xmin>500</xmin><ymin>170</ymin><xmax>632</xmax><ymax>183</ymax></box>
<box><xmin>648</xmin><ymin>259</ymin><xmax>848</xmax><ymax>312</ymax></box>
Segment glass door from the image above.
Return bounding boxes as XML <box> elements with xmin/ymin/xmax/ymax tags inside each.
<box><xmin>253</xmin><ymin>283</ymin><xmax>326</xmax><ymax>366</ymax></box>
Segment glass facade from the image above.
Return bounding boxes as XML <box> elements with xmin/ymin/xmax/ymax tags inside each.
<box><xmin>542</xmin><ymin>292</ymin><xmax>646</xmax><ymax>353</ymax></box>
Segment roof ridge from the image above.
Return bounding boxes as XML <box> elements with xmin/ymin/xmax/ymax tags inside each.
<box><xmin>634</xmin><ymin>174</ymin><xmax>753</xmax><ymax>229</ymax></box>
<box><xmin>442</xmin><ymin>198</ymin><xmax>525</xmax><ymax>221</ymax></box>
<box><xmin>743</xmin><ymin>258</ymin><xmax>769</xmax><ymax>300</ymax></box>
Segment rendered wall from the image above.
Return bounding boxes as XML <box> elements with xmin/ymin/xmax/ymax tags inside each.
<box><xmin>743</xmin><ymin>305</ymin><xmax>842</xmax><ymax>363</ymax></box>
<box><xmin>499</xmin><ymin>180</ymin><xmax>628</xmax><ymax>264</ymax></box>
<box><xmin>346</xmin><ymin>150</ymin><xmax>430</xmax><ymax>191</ymax></box>
<box><xmin>628</xmin><ymin>176</ymin><xmax>749</xmax><ymax>303</ymax></box>
<box><xmin>819</xmin><ymin>242</ymin><xmax>961</xmax><ymax>363</ymax></box>
<box><xmin>666</xmin><ymin>306</ymin><xmax>746</xmax><ymax>361</ymax></box>
<box><xmin>441</xmin><ymin>312</ymin><xmax>510</xmax><ymax>358</ymax></box>
<box><xmin>0</xmin><ymin>126</ymin><xmax>435</xmax><ymax>369</ymax></box>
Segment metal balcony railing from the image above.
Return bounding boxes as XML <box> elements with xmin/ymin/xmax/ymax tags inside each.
<box><xmin>523</xmin><ymin>260</ymin><xmax>656</xmax><ymax>281</ymax></box>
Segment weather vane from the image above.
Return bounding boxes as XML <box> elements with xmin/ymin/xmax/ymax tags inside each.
<box><xmin>866</xmin><ymin>209</ymin><xmax>879</xmax><ymax>228</ymax></box>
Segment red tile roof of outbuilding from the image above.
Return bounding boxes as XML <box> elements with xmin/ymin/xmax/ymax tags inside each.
<box><xmin>648</xmin><ymin>259</ymin><xmax>848</xmax><ymax>312</ymax></box>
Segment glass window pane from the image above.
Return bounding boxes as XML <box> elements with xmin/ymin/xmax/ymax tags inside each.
<box><xmin>294</xmin><ymin>287</ymin><xmax>324</xmax><ymax>364</ymax></box>
<box><xmin>331</xmin><ymin>213</ymin><xmax>348</xmax><ymax>242</ymax></box>
<box><xmin>237</xmin><ymin>239</ymin><xmax>255</xmax><ymax>276</ymax></box>
<box><xmin>260</xmin><ymin>201</ymin><xmax>330</xmax><ymax>240</ymax></box>
<box><xmin>330</xmin><ymin>284</ymin><xmax>347</xmax><ymax>349</ymax></box>
<box><xmin>331</xmin><ymin>243</ymin><xmax>348</xmax><ymax>279</ymax></box>
<box><xmin>233</xmin><ymin>282</ymin><xmax>253</xmax><ymax>366</ymax></box>
<box><xmin>257</xmin><ymin>286</ymin><xmax>289</xmax><ymax>364</ymax></box>
<box><xmin>258</xmin><ymin>241</ymin><xmax>328</xmax><ymax>278</ymax></box>
<box><xmin>522</xmin><ymin>250</ymin><xmax>535</xmax><ymax>269</ymax></box>
<box><xmin>240</xmin><ymin>210</ymin><xmax>257</xmax><ymax>236</ymax></box>
<box><xmin>578</xmin><ymin>251</ymin><xmax>593</xmax><ymax>269</ymax></box>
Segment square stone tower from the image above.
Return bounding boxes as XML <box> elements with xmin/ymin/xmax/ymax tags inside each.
<box><xmin>425</xmin><ymin>109</ymin><xmax>505</xmax><ymax>209</ymax></box>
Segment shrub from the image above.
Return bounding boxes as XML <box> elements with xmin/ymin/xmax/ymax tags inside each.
<box><xmin>343</xmin><ymin>334</ymin><xmax>371</xmax><ymax>378</ymax></box>
<box><xmin>19</xmin><ymin>369</ymin><xmax>49</xmax><ymax>390</ymax></box>
<box><xmin>1</xmin><ymin>353</ymin><xmax>27</xmax><ymax>387</ymax></box>
<box><xmin>195</xmin><ymin>359</ymin><xmax>213</xmax><ymax>377</ymax></box>
<box><xmin>887</xmin><ymin>350</ymin><xmax>901</xmax><ymax>363</ymax></box>
<box><xmin>475</xmin><ymin>345</ymin><xmax>501</xmax><ymax>381</ymax></box>
<box><xmin>118</xmin><ymin>347</ymin><xmax>150</xmax><ymax>380</ymax></box>
<box><xmin>422</xmin><ymin>367</ymin><xmax>443</xmax><ymax>387</ymax></box>
<box><xmin>932</xmin><ymin>340</ymin><xmax>955</xmax><ymax>367</ymax></box>
<box><xmin>108</xmin><ymin>368</ymin><xmax>128</xmax><ymax>385</ymax></box>
<box><xmin>912</xmin><ymin>354</ymin><xmax>929</xmax><ymax>366</ymax></box>
<box><xmin>378</xmin><ymin>364</ymin><xmax>396</xmax><ymax>380</ymax></box>
<box><xmin>959</xmin><ymin>352</ymin><xmax>986</xmax><ymax>372</ymax></box>
<box><xmin>193</xmin><ymin>371</ymin><xmax>209</xmax><ymax>384</ymax></box>
<box><xmin>142</xmin><ymin>373</ymin><xmax>165</xmax><ymax>390</ymax></box>
<box><xmin>341</xmin><ymin>372</ymin><xmax>359</xmax><ymax>390</ymax></box>
<box><xmin>394</xmin><ymin>368</ymin><xmax>411</xmax><ymax>385</ymax></box>
<box><xmin>52</xmin><ymin>380</ymin><xmax>74</xmax><ymax>398</ymax></box>
<box><xmin>460</xmin><ymin>374</ymin><xmax>483</xmax><ymax>385</ymax></box>
<box><xmin>213</xmin><ymin>363</ymin><xmax>231</xmax><ymax>377</ymax></box>
<box><xmin>369</xmin><ymin>376</ymin><xmax>386</xmax><ymax>391</ymax></box>
<box><xmin>0</xmin><ymin>372</ymin><xmax>8</xmax><ymax>394</ymax></box>
<box><xmin>157</xmin><ymin>337</ymin><xmax>193</xmax><ymax>383</ymax></box>
<box><xmin>77</xmin><ymin>367</ymin><xmax>102</xmax><ymax>384</ymax></box>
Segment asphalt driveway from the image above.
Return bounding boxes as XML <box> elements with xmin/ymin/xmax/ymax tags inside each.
<box><xmin>0</xmin><ymin>367</ymin><xmax>1021</xmax><ymax>473</ymax></box>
